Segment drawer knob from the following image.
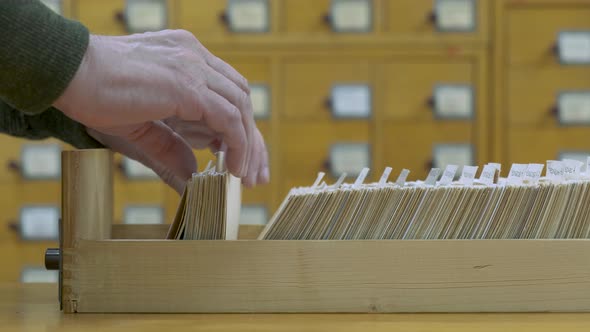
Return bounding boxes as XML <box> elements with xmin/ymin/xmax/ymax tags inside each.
<box><xmin>114</xmin><ymin>10</ymin><xmax>126</xmax><ymax>24</ymax></box>
<box><xmin>7</xmin><ymin>160</ymin><xmax>21</xmax><ymax>172</ymax></box>
<box><xmin>324</xmin><ymin>97</ymin><xmax>333</xmax><ymax>110</ymax></box>
<box><xmin>219</xmin><ymin>11</ymin><xmax>229</xmax><ymax>26</ymax></box>
<box><xmin>427</xmin><ymin>11</ymin><xmax>437</xmax><ymax>24</ymax></box>
<box><xmin>426</xmin><ymin>96</ymin><xmax>435</xmax><ymax>109</ymax></box>
<box><xmin>425</xmin><ymin>159</ymin><xmax>435</xmax><ymax>170</ymax></box>
<box><xmin>322</xmin><ymin>13</ymin><xmax>332</xmax><ymax>25</ymax></box>
<box><xmin>549</xmin><ymin>105</ymin><xmax>559</xmax><ymax>117</ymax></box>
<box><xmin>44</xmin><ymin>248</ymin><xmax>60</xmax><ymax>271</ymax></box>
<box><xmin>322</xmin><ymin>159</ymin><xmax>332</xmax><ymax>172</ymax></box>
<box><xmin>7</xmin><ymin>220</ymin><xmax>18</xmax><ymax>233</ymax></box>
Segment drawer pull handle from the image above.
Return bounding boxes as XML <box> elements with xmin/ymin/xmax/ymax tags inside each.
<box><xmin>219</xmin><ymin>11</ymin><xmax>230</xmax><ymax>26</ymax></box>
<box><xmin>7</xmin><ymin>160</ymin><xmax>21</xmax><ymax>173</ymax></box>
<box><xmin>425</xmin><ymin>159</ymin><xmax>435</xmax><ymax>170</ymax></box>
<box><xmin>45</xmin><ymin>248</ymin><xmax>60</xmax><ymax>271</ymax></box>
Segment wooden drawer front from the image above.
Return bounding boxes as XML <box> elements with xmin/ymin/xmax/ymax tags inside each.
<box><xmin>508</xmin><ymin>68</ymin><xmax>590</xmax><ymax>126</ymax></box>
<box><xmin>383</xmin><ymin>0</ymin><xmax>486</xmax><ymax>39</ymax></box>
<box><xmin>0</xmin><ymin>185</ymin><xmax>60</xmax><ymax>282</ymax></box>
<box><xmin>178</xmin><ymin>0</ymin><xmax>274</xmax><ymax>36</ymax></box>
<box><xmin>0</xmin><ymin>137</ymin><xmax>64</xmax><ymax>184</ymax></box>
<box><xmin>279</xmin><ymin>122</ymin><xmax>370</xmax><ymax>196</ymax></box>
<box><xmin>282</xmin><ymin>59</ymin><xmax>371</xmax><ymax>121</ymax></box>
<box><xmin>381</xmin><ymin>123</ymin><xmax>474</xmax><ymax>181</ymax></box>
<box><xmin>382</xmin><ymin>60</ymin><xmax>475</xmax><ymax>121</ymax></box>
<box><xmin>75</xmin><ymin>0</ymin><xmax>175</xmax><ymax>35</ymax></box>
<box><xmin>281</xmin><ymin>0</ymin><xmax>373</xmax><ymax>35</ymax></box>
<box><xmin>507</xmin><ymin>6</ymin><xmax>590</xmax><ymax>66</ymax></box>
<box><xmin>508</xmin><ymin>127</ymin><xmax>590</xmax><ymax>165</ymax></box>
<box><xmin>75</xmin><ymin>0</ymin><xmax>128</xmax><ymax>35</ymax></box>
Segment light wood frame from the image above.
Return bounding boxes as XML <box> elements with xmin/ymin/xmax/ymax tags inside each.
<box><xmin>60</xmin><ymin>149</ymin><xmax>590</xmax><ymax>313</ymax></box>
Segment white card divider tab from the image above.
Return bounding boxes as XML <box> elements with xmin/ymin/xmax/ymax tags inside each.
<box><xmin>439</xmin><ymin>165</ymin><xmax>458</xmax><ymax>185</ymax></box>
<box><xmin>378</xmin><ymin>167</ymin><xmax>392</xmax><ymax>186</ymax></box>
<box><xmin>353</xmin><ymin>167</ymin><xmax>370</xmax><ymax>188</ymax></box>
<box><xmin>395</xmin><ymin>169</ymin><xmax>410</xmax><ymax>187</ymax></box>
<box><xmin>507</xmin><ymin>164</ymin><xmax>528</xmax><ymax>185</ymax></box>
<box><xmin>312</xmin><ymin>172</ymin><xmax>326</xmax><ymax>189</ymax></box>
<box><xmin>524</xmin><ymin>164</ymin><xmax>544</xmax><ymax>184</ymax></box>
<box><xmin>547</xmin><ymin>160</ymin><xmax>565</xmax><ymax>183</ymax></box>
<box><xmin>332</xmin><ymin>172</ymin><xmax>348</xmax><ymax>189</ymax></box>
<box><xmin>563</xmin><ymin>159</ymin><xmax>584</xmax><ymax>180</ymax></box>
<box><xmin>478</xmin><ymin>164</ymin><xmax>496</xmax><ymax>186</ymax></box>
<box><xmin>424</xmin><ymin>168</ymin><xmax>441</xmax><ymax>186</ymax></box>
<box><xmin>459</xmin><ymin>165</ymin><xmax>478</xmax><ymax>185</ymax></box>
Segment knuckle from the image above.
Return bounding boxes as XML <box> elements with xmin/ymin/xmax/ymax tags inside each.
<box><xmin>225</xmin><ymin>105</ymin><xmax>242</xmax><ymax>123</ymax></box>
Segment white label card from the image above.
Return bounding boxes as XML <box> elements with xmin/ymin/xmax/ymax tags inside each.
<box><xmin>331</xmin><ymin>84</ymin><xmax>371</xmax><ymax>118</ymax></box>
<box><xmin>558</xmin><ymin>31</ymin><xmax>590</xmax><ymax>64</ymax></box>
<box><xmin>123</xmin><ymin>157</ymin><xmax>158</xmax><ymax>179</ymax></box>
<box><xmin>563</xmin><ymin>159</ymin><xmax>584</xmax><ymax>180</ymax></box>
<box><xmin>424</xmin><ymin>168</ymin><xmax>441</xmax><ymax>186</ymax></box>
<box><xmin>439</xmin><ymin>165</ymin><xmax>459</xmax><ymax>185</ymax></box>
<box><xmin>329</xmin><ymin>143</ymin><xmax>370</xmax><ymax>177</ymax></box>
<box><xmin>507</xmin><ymin>164</ymin><xmax>528</xmax><ymax>185</ymax></box>
<box><xmin>124</xmin><ymin>206</ymin><xmax>164</xmax><ymax>224</ymax></box>
<box><xmin>433</xmin><ymin>85</ymin><xmax>474</xmax><ymax>119</ymax></box>
<box><xmin>524</xmin><ymin>164</ymin><xmax>544</xmax><ymax>184</ymax></box>
<box><xmin>20</xmin><ymin>267</ymin><xmax>59</xmax><ymax>284</ymax></box>
<box><xmin>21</xmin><ymin>144</ymin><xmax>61</xmax><ymax>179</ymax></box>
<box><xmin>250</xmin><ymin>84</ymin><xmax>270</xmax><ymax>118</ymax></box>
<box><xmin>459</xmin><ymin>165</ymin><xmax>478</xmax><ymax>185</ymax></box>
<box><xmin>126</xmin><ymin>0</ymin><xmax>167</xmax><ymax>33</ymax></box>
<box><xmin>20</xmin><ymin>206</ymin><xmax>59</xmax><ymax>241</ymax></box>
<box><xmin>240</xmin><ymin>205</ymin><xmax>268</xmax><ymax>225</ymax></box>
<box><xmin>478</xmin><ymin>164</ymin><xmax>496</xmax><ymax>186</ymax></box>
<box><xmin>330</xmin><ymin>0</ymin><xmax>372</xmax><ymax>32</ymax></box>
<box><xmin>435</xmin><ymin>0</ymin><xmax>475</xmax><ymax>32</ymax></box>
<box><xmin>41</xmin><ymin>0</ymin><xmax>61</xmax><ymax>14</ymax></box>
<box><xmin>433</xmin><ymin>144</ymin><xmax>473</xmax><ymax>170</ymax></box>
<box><xmin>558</xmin><ymin>92</ymin><xmax>590</xmax><ymax>125</ymax></box>
<box><xmin>547</xmin><ymin>160</ymin><xmax>565</xmax><ymax>182</ymax></box>
<box><xmin>228</xmin><ymin>0</ymin><xmax>269</xmax><ymax>32</ymax></box>
<box><xmin>395</xmin><ymin>169</ymin><xmax>410</xmax><ymax>187</ymax></box>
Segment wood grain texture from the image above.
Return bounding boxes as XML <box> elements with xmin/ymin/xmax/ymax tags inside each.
<box><xmin>65</xmin><ymin>239</ymin><xmax>590</xmax><ymax>313</ymax></box>
<box><xmin>4</xmin><ymin>284</ymin><xmax>590</xmax><ymax>332</ymax></box>
<box><xmin>61</xmin><ymin>149</ymin><xmax>113</xmax><ymax>313</ymax></box>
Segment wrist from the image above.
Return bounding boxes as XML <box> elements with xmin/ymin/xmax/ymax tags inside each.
<box><xmin>53</xmin><ymin>34</ymin><xmax>99</xmax><ymax>121</ymax></box>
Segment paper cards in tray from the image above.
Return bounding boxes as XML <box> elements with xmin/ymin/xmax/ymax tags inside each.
<box><xmin>167</xmin><ymin>152</ymin><xmax>241</xmax><ymax>240</ymax></box>
<box><xmin>259</xmin><ymin>161</ymin><xmax>590</xmax><ymax>240</ymax></box>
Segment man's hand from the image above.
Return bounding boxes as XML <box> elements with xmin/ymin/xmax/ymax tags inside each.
<box><xmin>54</xmin><ymin>30</ymin><xmax>269</xmax><ymax>189</ymax></box>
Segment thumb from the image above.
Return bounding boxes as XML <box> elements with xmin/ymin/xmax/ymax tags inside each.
<box><xmin>123</xmin><ymin>121</ymin><xmax>197</xmax><ymax>183</ymax></box>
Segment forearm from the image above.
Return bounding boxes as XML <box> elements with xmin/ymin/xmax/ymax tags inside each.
<box><xmin>0</xmin><ymin>0</ymin><xmax>89</xmax><ymax>114</ymax></box>
<box><xmin>0</xmin><ymin>101</ymin><xmax>103</xmax><ymax>149</ymax></box>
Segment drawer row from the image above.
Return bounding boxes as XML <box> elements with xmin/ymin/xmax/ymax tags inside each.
<box><xmin>47</xmin><ymin>0</ymin><xmax>490</xmax><ymax>40</ymax></box>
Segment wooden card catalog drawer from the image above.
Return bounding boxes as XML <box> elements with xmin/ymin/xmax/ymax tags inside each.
<box><xmin>281</xmin><ymin>0</ymin><xmax>374</xmax><ymax>35</ymax></box>
<box><xmin>75</xmin><ymin>0</ymin><xmax>128</xmax><ymax>35</ymax></box>
<box><xmin>178</xmin><ymin>0</ymin><xmax>272</xmax><ymax>36</ymax></box>
<box><xmin>382</xmin><ymin>61</ymin><xmax>474</xmax><ymax>121</ymax></box>
<box><xmin>383</xmin><ymin>0</ymin><xmax>488</xmax><ymax>40</ymax></box>
<box><xmin>381</xmin><ymin>122</ymin><xmax>474</xmax><ymax>181</ymax></box>
<box><xmin>508</xmin><ymin>127</ymin><xmax>590</xmax><ymax>164</ymax></box>
<box><xmin>508</xmin><ymin>68</ymin><xmax>590</xmax><ymax>126</ymax></box>
<box><xmin>282</xmin><ymin>59</ymin><xmax>371</xmax><ymax>120</ymax></box>
<box><xmin>279</xmin><ymin>122</ymin><xmax>370</xmax><ymax>186</ymax></box>
<box><xmin>507</xmin><ymin>6</ymin><xmax>590</xmax><ymax>66</ymax></box>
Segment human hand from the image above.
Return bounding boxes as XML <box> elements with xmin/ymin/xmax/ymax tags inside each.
<box><xmin>54</xmin><ymin>30</ymin><xmax>269</xmax><ymax>188</ymax></box>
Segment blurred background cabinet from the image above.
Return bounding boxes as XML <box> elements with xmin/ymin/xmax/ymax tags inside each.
<box><xmin>7</xmin><ymin>0</ymin><xmax>590</xmax><ymax>282</ymax></box>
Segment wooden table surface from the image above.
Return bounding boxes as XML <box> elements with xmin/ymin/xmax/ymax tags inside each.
<box><xmin>3</xmin><ymin>283</ymin><xmax>590</xmax><ymax>332</ymax></box>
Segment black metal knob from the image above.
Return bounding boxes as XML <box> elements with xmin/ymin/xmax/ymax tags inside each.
<box><xmin>45</xmin><ymin>248</ymin><xmax>60</xmax><ymax>271</ymax></box>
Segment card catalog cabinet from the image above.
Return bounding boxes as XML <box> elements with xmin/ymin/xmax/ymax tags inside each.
<box><xmin>495</xmin><ymin>0</ymin><xmax>590</xmax><ymax>165</ymax></box>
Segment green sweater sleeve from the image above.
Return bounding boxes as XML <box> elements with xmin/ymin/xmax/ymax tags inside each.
<box><xmin>0</xmin><ymin>0</ymin><xmax>103</xmax><ymax>148</ymax></box>
<box><xmin>0</xmin><ymin>101</ymin><xmax>103</xmax><ymax>149</ymax></box>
